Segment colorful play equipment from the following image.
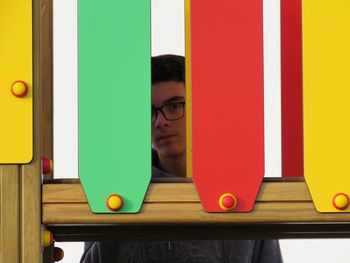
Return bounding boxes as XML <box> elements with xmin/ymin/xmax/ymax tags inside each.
<box><xmin>1</xmin><ymin>0</ymin><xmax>350</xmax><ymax>262</ymax></box>
<box><xmin>78</xmin><ymin>0</ymin><xmax>152</xmax><ymax>213</ymax></box>
<box><xmin>190</xmin><ymin>0</ymin><xmax>264</xmax><ymax>212</ymax></box>
<box><xmin>0</xmin><ymin>0</ymin><xmax>33</xmax><ymax>164</ymax></box>
<box><xmin>302</xmin><ymin>0</ymin><xmax>350</xmax><ymax>213</ymax></box>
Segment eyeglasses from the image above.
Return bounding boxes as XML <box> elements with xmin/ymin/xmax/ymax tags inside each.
<box><xmin>152</xmin><ymin>102</ymin><xmax>185</xmax><ymax>124</ymax></box>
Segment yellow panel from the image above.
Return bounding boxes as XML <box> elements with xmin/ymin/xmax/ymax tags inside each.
<box><xmin>303</xmin><ymin>0</ymin><xmax>350</xmax><ymax>212</ymax></box>
<box><xmin>0</xmin><ymin>0</ymin><xmax>33</xmax><ymax>163</ymax></box>
<box><xmin>185</xmin><ymin>0</ymin><xmax>192</xmax><ymax>177</ymax></box>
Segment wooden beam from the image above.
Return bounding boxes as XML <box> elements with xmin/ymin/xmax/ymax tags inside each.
<box><xmin>42</xmin><ymin>182</ymin><xmax>311</xmax><ymax>204</ymax></box>
<box><xmin>40</xmin><ymin>0</ymin><xmax>54</xmax><ymax>180</ymax></box>
<box><xmin>43</xmin><ymin>201</ymin><xmax>350</xmax><ymax>224</ymax></box>
<box><xmin>19</xmin><ymin>0</ymin><xmax>47</xmax><ymax>261</ymax></box>
<box><xmin>0</xmin><ymin>166</ymin><xmax>20</xmax><ymax>263</ymax></box>
<box><xmin>42</xmin><ymin>181</ymin><xmax>350</xmax><ymax>225</ymax></box>
<box><xmin>41</xmin><ymin>181</ymin><xmax>350</xmax><ymax>240</ymax></box>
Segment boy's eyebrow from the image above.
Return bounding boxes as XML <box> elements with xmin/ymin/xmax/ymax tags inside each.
<box><xmin>153</xmin><ymin>96</ymin><xmax>185</xmax><ymax>107</ymax></box>
<box><xmin>163</xmin><ymin>96</ymin><xmax>185</xmax><ymax>104</ymax></box>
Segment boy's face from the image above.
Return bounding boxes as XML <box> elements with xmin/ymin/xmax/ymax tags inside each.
<box><xmin>151</xmin><ymin>81</ymin><xmax>186</xmax><ymax>158</ymax></box>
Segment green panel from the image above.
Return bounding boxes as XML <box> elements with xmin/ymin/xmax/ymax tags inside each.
<box><xmin>78</xmin><ymin>0</ymin><xmax>151</xmax><ymax>213</ymax></box>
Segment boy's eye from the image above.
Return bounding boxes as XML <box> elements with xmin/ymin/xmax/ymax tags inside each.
<box><xmin>167</xmin><ymin>103</ymin><xmax>181</xmax><ymax>112</ymax></box>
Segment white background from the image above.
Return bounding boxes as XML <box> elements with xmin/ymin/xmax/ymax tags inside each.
<box><xmin>53</xmin><ymin>0</ymin><xmax>350</xmax><ymax>262</ymax></box>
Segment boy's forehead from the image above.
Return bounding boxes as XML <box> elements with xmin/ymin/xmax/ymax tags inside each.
<box><xmin>151</xmin><ymin>81</ymin><xmax>185</xmax><ymax>105</ymax></box>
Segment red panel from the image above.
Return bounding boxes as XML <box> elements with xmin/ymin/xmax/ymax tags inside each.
<box><xmin>281</xmin><ymin>0</ymin><xmax>304</xmax><ymax>177</ymax></box>
<box><xmin>191</xmin><ymin>0</ymin><xmax>264</xmax><ymax>212</ymax></box>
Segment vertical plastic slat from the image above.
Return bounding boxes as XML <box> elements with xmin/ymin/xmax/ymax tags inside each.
<box><xmin>191</xmin><ymin>0</ymin><xmax>264</xmax><ymax>212</ymax></box>
<box><xmin>0</xmin><ymin>0</ymin><xmax>33</xmax><ymax>163</ymax></box>
<box><xmin>281</xmin><ymin>0</ymin><xmax>304</xmax><ymax>177</ymax></box>
<box><xmin>303</xmin><ymin>0</ymin><xmax>350</xmax><ymax>212</ymax></box>
<box><xmin>78</xmin><ymin>0</ymin><xmax>151</xmax><ymax>213</ymax></box>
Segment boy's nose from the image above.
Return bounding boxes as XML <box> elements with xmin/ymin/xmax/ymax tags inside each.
<box><xmin>154</xmin><ymin>112</ymin><xmax>168</xmax><ymax>127</ymax></box>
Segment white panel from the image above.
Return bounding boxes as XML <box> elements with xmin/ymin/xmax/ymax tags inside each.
<box><xmin>263</xmin><ymin>0</ymin><xmax>282</xmax><ymax>177</ymax></box>
<box><xmin>281</xmin><ymin>239</ymin><xmax>350</xmax><ymax>263</ymax></box>
<box><xmin>53</xmin><ymin>0</ymin><xmax>78</xmax><ymax>178</ymax></box>
<box><xmin>151</xmin><ymin>0</ymin><xmax>185</xmax><ymax>56</ymax></box>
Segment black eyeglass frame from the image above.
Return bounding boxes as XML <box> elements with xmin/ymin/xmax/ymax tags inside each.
<box><xmin>152</xmin><ymin>102</ymin><xmax>186</xmax><ymax>124</ymax></box>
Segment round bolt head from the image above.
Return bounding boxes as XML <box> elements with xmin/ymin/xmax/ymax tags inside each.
<box><xmin>106</xmin><ymin>194</ymin><xmax>124</xmax><ymax>211</ymax></box>
<box><xmin>333</xmin><ymin>193</ymin><xmax>349</xmax><ymax>210</ymax></box>
<box><xmin>42</xmin><ymin>157</ymin><xmax>53</xmax><ymax>174</ymax></box>
<box><xmin>219</xmin><ymin>193</ymin><xmax>237</xmax><ymax>211</ymax></box>
<box><xmin>11</xmin><ymin>80</ymin><xmax>28</xmax><ymax>98</ymax></box>
<box><xmin>43</xmin><ymin>229</ymin><xmax>54</xmax><ymax>247</ymax></box>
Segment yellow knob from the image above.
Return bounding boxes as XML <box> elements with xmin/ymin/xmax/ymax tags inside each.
<box><xmin>43</xmin><ymin>229</ymin><xmax>54</xmax><ymax>247</ymax></box>
<box><xmin>11</xmin><ymin>80</ymin><xmax>28</xmax><ymax>98</ymax></box>
<box><xmin>333</xmin><ymin>193</ymin><xmax>349</xmax><ymax>210</ymax></box>
<box><xmin>106</xmin><ymin>194</ymin><xmax>123</xmax><ymax>211</ymax></box>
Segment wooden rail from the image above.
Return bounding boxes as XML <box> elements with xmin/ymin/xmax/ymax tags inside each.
<box><xmin>43</xmin><ymin>181</ymin><xmax>350</xmax><ymax>241</ymax></box>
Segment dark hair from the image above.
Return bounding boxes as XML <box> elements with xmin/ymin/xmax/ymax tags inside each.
<box><xmin>151</xmin><ymin>54</ymin><xmax>185</xmax><ymax>85</ymax></box>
